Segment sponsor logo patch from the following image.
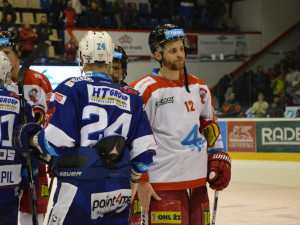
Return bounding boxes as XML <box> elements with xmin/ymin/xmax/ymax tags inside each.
<box><xmin>151</xmin><ymin>211</ymin><xmax>182</xmax><ymax>224</ymax></box>
<box><xmin>0</xmin><ymin>97</ymin><xmax>19</xmax><ymax>112</ymax></box>
<box><xmin>155</xmin><ymin>96</ymin><xmax>174</xmax><ymax>108</ymax></box>
<box><xmin>51</xmin><ymin>92</ymin><xmax>67</xmax><ymax>104</ymax></box>
<box><xmin>91</xmin><ymin>189</ymin><xmax>131</xmax><ymax>219</ymax></box>
<box><xmin>88</xmin><ymin>85</ymin><xmax>130</xmax><ymax>111</ymax></box>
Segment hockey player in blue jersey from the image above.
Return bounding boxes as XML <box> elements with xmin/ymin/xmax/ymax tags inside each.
<box><xmin>0</xmin><ymin>51</ymin><xmax>35</xmax><ymax>225</ymax></box>
<box><xmin>13</xmin><ymin>31</ymin><xmax>157</xmax><ymax>225</ymax></box>
<box><xmin>111</xmin><ymin>45</ymin><xmax>129</xmax><ymax>85</ymax></box>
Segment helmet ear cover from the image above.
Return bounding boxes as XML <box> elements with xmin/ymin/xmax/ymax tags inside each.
<box><xmin>0</xmin><ymin>31</ymin><xmax>22</xmax><ymax>53</ymax></box>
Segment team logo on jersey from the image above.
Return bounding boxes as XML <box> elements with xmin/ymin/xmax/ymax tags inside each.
<box><xmin>91</xmin><ymin>189</ymin><xmax>131</xmax><ymax>219</ymax></box>
<box><xmin>199</xmin><ymin>88</ymin><xmax>207</xmax><ymax>104</ymax></box>
<box><xmin>51</xmin><ymin>92</ymin><xmax>67</xmax><ymax>104</ymax></box>
<box><xmin>155</xmin><ymin>96</ymin><xmax>174</xmax><ymax>108</ymax></box>
<box><xmin>87</xmin><ymin>85</ymin><xmax>131</xmax><ymax>111</ymax></box>
<box><xmin>28</xmin><ymin>88</ymin><xmax>39</xmax><ymax>103</ymax></box>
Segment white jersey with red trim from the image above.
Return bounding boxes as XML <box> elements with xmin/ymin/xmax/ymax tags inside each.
<box><xmin>130</xmin><ymin>69</ymin><xmax>224</xmax><ymax>191</ymax></box>
<box><xmin>8</xmin><ymin>69</ymin><xmax>52</xmax><ymax>124</ymax></box>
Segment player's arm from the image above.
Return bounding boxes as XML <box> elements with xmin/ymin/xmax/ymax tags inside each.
<box><xmin>127</xmin><ymin>94</ymin><xmax>158</xmax><ymax>206</ymax></box>
<box><xmin>199</xmin><ymin>87</ymin><xmax>231</xmax><ymax>191</ymax></box>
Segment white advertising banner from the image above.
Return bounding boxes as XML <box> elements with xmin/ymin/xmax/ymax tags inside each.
<box><xmin>197</xmin><ymin>34</ymin><xmax>246</xmax><ymax>57</ymax></box>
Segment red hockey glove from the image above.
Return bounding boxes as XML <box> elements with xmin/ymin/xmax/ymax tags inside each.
<box><xmin>199</xmin><ymin>118</ymin><xmax>220</xmax><ymax>147</ymax></box>
<box><xmin>208</xmin><ymin>151</ymin><xmax>231</xmax><ymax>190</ymax></box>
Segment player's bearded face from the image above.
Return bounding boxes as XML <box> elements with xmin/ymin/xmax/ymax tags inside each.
<box><xmin>161</xmin><ymin>39</ymin><xmax>185</xmax><ymax>71</ymax></box>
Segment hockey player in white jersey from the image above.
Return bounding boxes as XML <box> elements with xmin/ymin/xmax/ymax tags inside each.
<box><xmin>0</xmin><ymin>51</ymin><xmax>35</xmax><ymax>225</ymax></box>
<box><xmin>130</xmin><ymin>24</ymin><xmax>232</xmax><ymax>225</ymax></box>
<box><xmin>13</xmin><ymin>31</ymin><xmax>157</xmax><ymax>225</ymax></box>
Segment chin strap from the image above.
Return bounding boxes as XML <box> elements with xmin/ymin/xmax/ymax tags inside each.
<box><xmin>184</xmin><ymin>64</ymin><xmax>190</xmax><ymax>93</ymax></box>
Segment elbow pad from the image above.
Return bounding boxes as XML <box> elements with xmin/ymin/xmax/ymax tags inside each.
<box><xmin>131</xmin><ymin>150</ymin><xmax>156</xmax><ymax>174</ymax></box>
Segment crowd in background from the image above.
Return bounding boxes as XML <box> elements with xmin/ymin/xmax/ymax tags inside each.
<box><xmin>1</xmin><ymin>0</ymin><xmax>299</xmax><ymax>118</ymax></box>
<box><xmin>214</xmin><ymin>51</ymin><xmax>300</xmax><ymax>118</ymax></box>
<box><xmin>0</xmin><ymin>0</ymin><xmax>237</xmax><ymax>61</ymax></box>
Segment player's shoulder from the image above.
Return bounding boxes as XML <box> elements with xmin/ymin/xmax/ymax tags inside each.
<box><xmin>0</xmin><ymin>89</ymin><xmax>20</xmax><ymax>100</ymax></box>
<box><xmin>26</xmin><ymin>69</ymin><xmax>48</xmax><ymax>80</ymax></box>
<box><xmin>130</xmin><ymin>74</ymin><xmax>158</xmax><ymax>93</ymax></box>
<box><xmin>187</xmin><ymin>73</ymin><xmax>208</xmax><ymax>86</ymax></box>
<box><xmin>61</xmin><ymin>76</ymin><xmax>95</xmax><ymax>89</ymax></box>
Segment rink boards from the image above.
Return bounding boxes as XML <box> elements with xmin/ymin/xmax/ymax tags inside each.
<box><xmin>218</xmin><ymin>118</ymin><xmax>300</xmax><ymax>161</ymax></box>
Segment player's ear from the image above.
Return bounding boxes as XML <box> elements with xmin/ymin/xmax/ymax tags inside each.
<box><xmin>154</xmin><ymin>51</ymin><xmax>162</xmax><ymax>61</ymax></box>
<box><xmin>17</xmin><ymin>51</ymin><xmax>22</xmax><ymax>58</ymax></box>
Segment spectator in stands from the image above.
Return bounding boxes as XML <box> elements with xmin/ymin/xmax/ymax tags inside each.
<box><xmin>270</xmin><ymin>70</ymin><xmax>285</xmax><ymax>98</ymax></box>
<box><xmin>1</xmin><ymin>0</ymin><xmax>16</xmax><ymax>24</ymax></box>
<box><xmin>0</xmin><ymin>13</ymin><xmax>17</xmax><ymax>32</ymax></box>
<box><xmin>207</xmin><ymin>0</ymin><xmax>226</xmax><ymax>31</ymax></box>
<box><xmin>197</xmin><ymin>6</ymin><xmax>212</xmax><ymax>31</ymax></box>
<box><xmin>72</xmin><ymin>0</ymin><xmax>83</xmax><ymax>27</ymax></box>
<box><xmin>252</xmin><ymin>92</ymin><xmax>269</xmax><ymax>118</ymax></box>
<box><xmin>266</xmin><ymin>95</ymin><xmax>285</xmax><ymax>118</ymax></box>
<box><xmin>295</xmin><ymin>109</ymin><xmax>300</xmax><ymax>118</ymax></box>
<box><xmin>149</xmin><ymin>0</ymin><xmax>168</xmax><ymax>20</ymax></box>
<box><xmin>178</xmin><ymin>0</ymin><xmax>196</xmax><ymax>30</ymax></box>
<box><xmin>113</xmin><ymin>0</ymin><xmax>123</xmax><ymax>29</ymax></box>
<box><xmin>285</xmin><ymin>60</ymin><xmax>300</xmax><ymax>105</ymax></box>
<box><xmin>19</xmin><ymin>22</ymin><xmax>37</xmax><ymax>58</ymax></box>
<box><xmin>128</xmin><ymin>3</ymin><xmax>140</xmax><ymax>29</ymax></box>
<box><xmin>63</xmin><ymin>0</ymin><xmax>77</xmax><ymax>28</ymax></box>
<box><xmin>65</xmin><ymin>36</ymin><xmax>78</xmax><ymax>63</ymax></box>
<box><xmin>50</xmin><ymin>0</ymin><xmax>64</xmax><ymax>29</ymax></box>
<box><xmin>167</xmin><ymin>0</ymin><xmax>180</xmax><ymax>22</ymax></box>
<box><xmin>36</xmin><ymin>16</ymin><xmax>52</xmax><ymax>58</ymax></box>
<box><xmin>252</xmin><ymin>65</ymin><xmax>271</xmax><ymax>102</ymax></box>
<box><xmin>119</xmin><ymin>0</ymin><xmax>130</xmax><ymax>29</ymax></box>
<box><xmin>85</xmin><ymin>1</ymin><xmax>104</xmax><ymax>28</ymax></box>
<box><xmin>222</xmin><ymin>92</ymin><xmax>242</xmax><ymax>117</ymax></box>
<box><xmin>214</xmin><ymin>73</ymin><xmax>233</xmax><ymax>109</ymax></box>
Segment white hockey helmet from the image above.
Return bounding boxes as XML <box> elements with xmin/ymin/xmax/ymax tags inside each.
<box><xmin>78</xmin><ymin>31</ymin><xmax>114</xmax><ymax>65</ymax></box>
<box><xmin>0</xmin><ymin>51</ymin><xmax>12</xmax><ymax>86</ymax></box>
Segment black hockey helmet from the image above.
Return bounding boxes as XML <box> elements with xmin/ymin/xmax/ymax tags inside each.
<box><xmin>0</xmin><ymin>31</ymin><xmax>22</xmax><ymax>53</ymax></box>
<box><xmin>113</xmin><ymin>45</ymin><xmax>128</xmax><ymax>81</ymax></box>
<box><xmin>148</xmin><ymin>24</ymin><xmax>189</xmax><ymax>54</ymax></box>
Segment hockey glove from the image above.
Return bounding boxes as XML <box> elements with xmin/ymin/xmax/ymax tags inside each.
<box><xmin>13</xmin><ymin>122</ymin><xmax>42</xmax><ymax>157</ymax></box>
<box><xmin>199</xmin><ymin>118</ymin><xmax>220</xmax><ymax>147</ymax></box>
<box><xmin>208</xmin><ymin>151</ymin><xmax>231</xmax><ymax>190</ymax></box>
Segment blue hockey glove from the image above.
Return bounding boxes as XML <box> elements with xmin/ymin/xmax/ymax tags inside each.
<box><xmin>13</xmin><ymin>122</ymin><xmax>42</xmax><ymax>156</ymax></box>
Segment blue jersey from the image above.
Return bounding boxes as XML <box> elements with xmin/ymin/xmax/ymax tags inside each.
<box><xmin>37</xmin><ymin>71</ymin><xmax>157</xmax><ymax>175</ymax></box>
<box><xmin>0</xmin><ymin>88</ymin><xmax>35</xmax><ymax>205</ymax></box>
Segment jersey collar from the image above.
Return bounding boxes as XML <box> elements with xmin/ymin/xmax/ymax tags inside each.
<box><xmin>85</xmin><ymin>71</ymin><xmax>113</xmax><ymax>81</ymax></box>
<box><xmin>0</xmin><ymin>83</ymin><xmax>7</xmax><ymax>90</ymax></box>
<box><xmin>150</xmin><ymin>68</ymin><xmax>160</xmax><ymax>77</ymax></box>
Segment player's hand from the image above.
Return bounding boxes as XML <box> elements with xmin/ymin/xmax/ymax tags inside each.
<box><xmin>13</xmin><ymin>122</ymin><xmax>42</xmax><ymax>155</ymax></box>
<box><xmin>208</xmin><ymin>151</ymin><xmax>231</xmax><ymax>190</ymax></box>
<box><xmin>138</xmin><ymin>182</ymin><xmax>161</xmax><ymax>214</ymax></box>
<box><xmin>130</xmin><ymin>173</ymin><xmax>141</xmax><ymax>203</ymax></box>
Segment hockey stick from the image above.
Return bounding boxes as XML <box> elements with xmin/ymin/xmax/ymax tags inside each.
<box><xmin>211</xmin><ymin>190</ymin><xmax>219</xmax><ymax>225</ymax></box>
<box><xmin>17</xmin><ymin>40</ymin><xmax>51</xmax><ymax>225</ymax></box>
